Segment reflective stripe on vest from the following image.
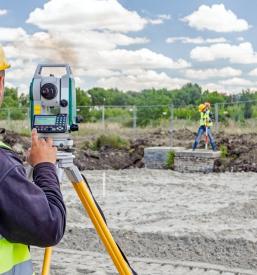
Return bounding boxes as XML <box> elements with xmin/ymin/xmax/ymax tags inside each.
<box><xmin>0</xmin><ymin>141</ymin><xmax>11</xmax><ymax>150</ymax></box>
<box><xmin>0</xmin><ymin>142</ymin><xmax>33</xmax><ymax>275</ymax></box>
<box><xmin>200</xmin><ymin>110</ymin><xmax>212</xmax><ymax>127</ymax></box>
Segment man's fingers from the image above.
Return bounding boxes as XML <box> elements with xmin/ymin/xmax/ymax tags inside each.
<box><xmin>46</xmin><ymin>137</ymin><xmax>53</xmax><ymax>147</ymax></box>
<box><xmin>26</xmin><ymin>148</ymin><xmax>31</xmax><ymax>161</ymax></box>
<box><xmin>31</xmin><ymin>129</ymin><xmax>39</xmax><ymax>146</ymax></box>
<box><xmin>39</xmin><ymin>137</ymin><xmax>46</xmax><ymax>145</ymax></box>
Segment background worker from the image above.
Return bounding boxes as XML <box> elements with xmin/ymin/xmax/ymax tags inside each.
<box><xmin>192</xmin><ymin>102</ymin><xmax>217</xmax><ymax>151</ymax></box>
<box><xmin>0</xmin><ymin>47</ymin><xmax>66</xmax><ymax>274</ymax></box>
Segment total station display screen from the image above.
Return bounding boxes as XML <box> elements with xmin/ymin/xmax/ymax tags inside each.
<box><xmin>34</xmin><ymin>116</ymin><xmax>56</xmax><ymax>125</ymax></box>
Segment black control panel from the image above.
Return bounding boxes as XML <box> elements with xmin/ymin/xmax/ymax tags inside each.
<box><xmin>33</xmin><ymin>114</ymin><xmax>67</xmax><ymax>133</ymax></box>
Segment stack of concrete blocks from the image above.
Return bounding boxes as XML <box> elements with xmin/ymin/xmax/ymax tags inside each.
<box><xmin>174</xmin><ymin>149</ymin><xmax>221</xmax><ymax>173</ymax></box>
<box><xmin>144</xmin><ymin>147</ymin><xmax>221</xmax><ymax>172</ymax></box>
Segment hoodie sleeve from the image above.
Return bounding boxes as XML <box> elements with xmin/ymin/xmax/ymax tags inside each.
<box><xmin>0</xmin><ymin>162</ymin><xmax>66</xmax><ymax>247</ymax></box>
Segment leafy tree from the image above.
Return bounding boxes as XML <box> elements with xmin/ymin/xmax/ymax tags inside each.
<box><xmin>76</xmin><ymin>88</ymin><xmax>92</xmax><ymax>121</ymax></box>
<box><xmin>244</xmin><ymin>101</ymin><xmax>253</xmax><ymax>119</ymax></box>
<box><xmin>2</xmin><ymin>87</ymin><xmax>20</xmax><ymax>108</ymax></box>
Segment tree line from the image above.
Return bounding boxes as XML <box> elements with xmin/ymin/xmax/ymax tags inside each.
<box><xmin>2</xmin><ymin>83</ymin><xmax>257</xmax><ymax>126</ymax></box>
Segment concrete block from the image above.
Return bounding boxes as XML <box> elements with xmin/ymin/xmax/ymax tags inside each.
<box><xmin>144</xmin><ymin>146</ymin><xmax>220</xmax><ymax>172</ymax></box>
<box><xmin>174</xmin><ymin>149</ymin><xmax>221</xmax><ymax>173</ymax></box>
<box><xmin>144</xmin><ymin>147</ymin><xmax>183</xmax><ymax>169</ymax></box>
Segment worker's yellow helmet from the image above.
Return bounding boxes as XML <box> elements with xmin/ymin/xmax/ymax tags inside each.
<box><xmin>198</xmin><ymin>104</ymin><xmax>206</xmax><ymax>112</ymax></box>
<box><xmin>0</xmin><ymin>46</ymin><xmax>10</xmax><ymax>71</ymax></box>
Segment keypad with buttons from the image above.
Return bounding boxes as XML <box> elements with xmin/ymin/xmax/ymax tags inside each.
<box><xmin>33</xmin><ymin>114</ymin><xmax>67</xmax><ymax>133</ymax></box>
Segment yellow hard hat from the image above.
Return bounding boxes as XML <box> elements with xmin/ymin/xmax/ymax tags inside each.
<box><xmin>198</xmin><ymin>104</ymin><xmax>206</xmax><ymax>112</ymax></box>
<box><xmin>0</xmin><ymin>46</ymin><xmax>10</xmax><ymax>71</ymax></box>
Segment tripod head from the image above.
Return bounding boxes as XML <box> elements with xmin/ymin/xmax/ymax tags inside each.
<box><xmin>30</xmin><ymin>64</ymin><xmax>79</xmax><ymax>149</ymax></box>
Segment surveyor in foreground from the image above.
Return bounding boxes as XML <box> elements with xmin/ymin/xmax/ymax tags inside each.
<box><xmin>192</xmin><ymin>102</ymin><xmax>217</xmax><ymax>151</ymax></box>
<box><xmin>0</xmin><ymin>47</ymin><xmax>66</xmax><ymax>274</ymax></box>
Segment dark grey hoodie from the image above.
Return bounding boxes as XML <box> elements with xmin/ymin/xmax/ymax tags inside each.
<box><xmin>0</xmin><ymin>147</ymin><xmax>66</xmax><ymax>247</ymax></box>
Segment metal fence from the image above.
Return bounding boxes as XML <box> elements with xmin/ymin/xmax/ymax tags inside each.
<box><xmin>1</xmin><ymin>100</ymin><xmax>257</xmax><ymax>138</ymax></box>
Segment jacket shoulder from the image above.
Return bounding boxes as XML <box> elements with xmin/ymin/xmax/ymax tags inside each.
<box><xmin>0</xmin><ymin>148</ymin><xmax>22</xmax><ymax>178</ymax></box>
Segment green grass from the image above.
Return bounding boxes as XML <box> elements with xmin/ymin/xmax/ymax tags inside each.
<box><xmin>220</xmin><ymin>144</ymin><xmax>228</xmax><ymax>158</ymax></box>
<box><xmin>92</xmin><ymin>134</ymin><xmax>130</xmax><ymax>150</ymax></box>
<box><xmin>166</xmin><ymin>150</ymin><xmax>176</xmax><ymax>169</ymax></box>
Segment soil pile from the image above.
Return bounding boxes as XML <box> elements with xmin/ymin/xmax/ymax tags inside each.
<box><xmin>75</xmin><ymin>129</ymin><xmax>257</xmax><ymax>172</ymax></box>
<box><xmin>0</xmin><ymin>128</ymin><xmax>30</xmax><ymax>161</ymax></box>
<box><xmin>213</xmin><ymin>132</ymin><xmax>257</xmax><ymax>172</ymax></box>
<box><xmin>1</xmin><ymin>128</ymin><xmax>257</xmax><ymax>172</ymax></box>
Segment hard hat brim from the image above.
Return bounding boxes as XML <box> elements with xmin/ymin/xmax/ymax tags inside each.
<box><xmin>0</xmin><ymin>63</ymin><xmax>10</xmax><ymax>70</ymax></box>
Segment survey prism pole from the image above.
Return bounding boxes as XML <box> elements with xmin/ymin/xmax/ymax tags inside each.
<box><xmin>205</xmin><ymin>126</ymin><xmax>208</xmax><ymax>150</ymax></box>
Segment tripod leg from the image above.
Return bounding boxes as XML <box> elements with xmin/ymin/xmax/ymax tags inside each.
<box><xmin>65</xmin><ymin>166</ymin><xmax>132</xmax><ymax>275</ymax></box>
<box><xmin>41</xmin><ymin>247</ymin><xmax>52</xmax><ymax>275</ymax></box>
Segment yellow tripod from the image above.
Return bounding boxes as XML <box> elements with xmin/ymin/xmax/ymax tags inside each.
<box><xmin>39</xmin><ymin>151</ymin><xmax>134</xmax><ymax>275</ymax></box>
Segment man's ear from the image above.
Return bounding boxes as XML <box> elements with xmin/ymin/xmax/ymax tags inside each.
<box><xmin>0</xmin><ymin>74</ymin><xmax>5</xmax><ymax>101</ymax></box>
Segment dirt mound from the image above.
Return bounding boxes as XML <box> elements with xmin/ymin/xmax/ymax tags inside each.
<box><xmin>0</xmin><ymin>128</ymin><xmax>30</xmax><ymax>161</ymax></box>
<box><xmin>1</xmin><ymin>128</ymin><xmax>257</xmax><ymax>172</ymax></box>
<box><xmin>74</xmin><ymin>141</ymin><xmax>145</xmax><ymax>170</ymax></box>
<box><xmin>214</xmin><ymin>132</ymin><xmax>257</xmax><ymax>172</ymax></box>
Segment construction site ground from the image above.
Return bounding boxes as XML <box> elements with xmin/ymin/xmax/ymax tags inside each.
<box><xmin>3</xmin><ymin>127</ymin><xmax>257</xmax><ymax>172</ymax></box>
<box><xmin>31</xmin><ymin>169</ymin><xmax>257</xmax><ymax>275</ymax></box>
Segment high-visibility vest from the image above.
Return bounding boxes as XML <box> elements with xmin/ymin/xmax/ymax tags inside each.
<box><xmin>0</xmin><ymin>141</ymin><xmax>33</xmax><ymax>275</ymax></box>
<box><xmin>200</xmin><ymin>110</ymin><xmax>213</xmax><ymax>127</ymax></box>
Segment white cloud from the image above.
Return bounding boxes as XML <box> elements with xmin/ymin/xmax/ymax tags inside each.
<box><xmin>0</xmin><ymin>27</ymin><xmax>27</xmax><ymax>42</ymax></box>
<box><xmin>53</xmin><ymin>30</ymin><xmax>150</xmax><ymax>51</ymax></box>
<box><xmin>249</xmin><ymin>68</ymin><xmax>257</xmax><ymax>76</ymax></box>
<box><xmin>0</xmin><ymin>9</ymin><xmax>7</xmax><ymax>16</ymax></box>
<box><xmin>97</xmin><ymin>69</ymin><xmax>189</xmax><ymax>91</ymax></box>
<box><xmin>237</xmin><ymin>37</ymin><xmax>245</xmax><ymax>42</ymax></box>
<box><xmin>166</xmin><ymin>36</ymin><xmax>227</xmax><ymax>45</ymax></box>
<box><xmin>76</xmin><ymin>68</ymin><xmax>120</xmax><ymax>78</ymax></box>
<box><xmin>185</xmin><ymin>67</ymin><xmax>242</xmax><ymax>80</ymax></box>
<box><xmin>27</xmin><ymin>0</ymin><xmax>147</xmax><ymax>33</ymax></box>
<box><xmin>201</xmin><ymin>83</ymin><xmax>227</xmax><ymax>93</ymax></box>
<box><xmin>24</xmin><ymin>0</ymin><xmax>189</xmax><ymax>70</ymax></box>
<box><xmin>94</xmin><ymin>48</ymin><xmax>190</xmax><ymax>70</ymax></box>
<box><xmin>190</xmin><ymin>42</ymin><xmax>257</xmax><ymax>64</ymax></box>
<box><xmin>182</xmin><ymin>4</ymin><xmax>249</xmax><ymax>32</ymax></box>
<box><xmin>158</xmin><ymin>14</ymin><xmax>171</xmax><ymax>20</ymax></box>
<box><xmin>3</xmin><ymin>0</ymin><xmax>190</xmax><ymax>92</ymax></box>
<box><xmin>220</xmin><ymin>77</ymin><xmax>254</xmax><ymax>86</ymax></box>
<box><xmin>149</xmin><ymin>19</ymin><xmax>164</xmax><ymax>25</ymax></box>
<box><xmin>149</xmin><ymin>14</ymin><xmax>171</xmax><ymax>25</ymax></box>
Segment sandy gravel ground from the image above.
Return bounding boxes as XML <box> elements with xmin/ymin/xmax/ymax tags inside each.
<box><xmin>31</xmin><ymin>169</ymin><xmax>257</xmax><ymax>274</ymax></box>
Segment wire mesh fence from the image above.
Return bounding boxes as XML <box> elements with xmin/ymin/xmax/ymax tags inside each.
<box><xmin>1</xmin><ymin>100</ymin><xmax>257</xmax><ymax>138</ymax></box>
<box><xmin>0</xmin><ymin>107</ymin><xmax>30</xmax><ymax>135</ymax></box>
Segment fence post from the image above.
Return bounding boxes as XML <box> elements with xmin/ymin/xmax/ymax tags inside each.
<box><xmin>102</xmin><ymin>105</ymin><xmax>105</xmax><ymax>130</ymax></box>
<box><xmin>169</xmin><ymin>104</ymin><xmax>174</xmax><ymax>147</ymax></box>
<box><xmin>215</xmin><ymin>103</ymin><xmax>219</xmax><ymax>133</ymax></box>
<box><xmin>133</xmin><ymin>105</ymin><xmax>137</xmax><ymax>129</ymax></box>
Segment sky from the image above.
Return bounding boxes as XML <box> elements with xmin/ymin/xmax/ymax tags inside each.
<box><xmin>1</xmin><ymin>0</ymin><xmax>257</xmax><ymax>94</ymax></box>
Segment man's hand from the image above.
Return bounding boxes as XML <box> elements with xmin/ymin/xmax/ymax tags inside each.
<box><xmin>27</xmin><ymin>129</ymin><xmax>57</xmax><ymax>167</ymax></box>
